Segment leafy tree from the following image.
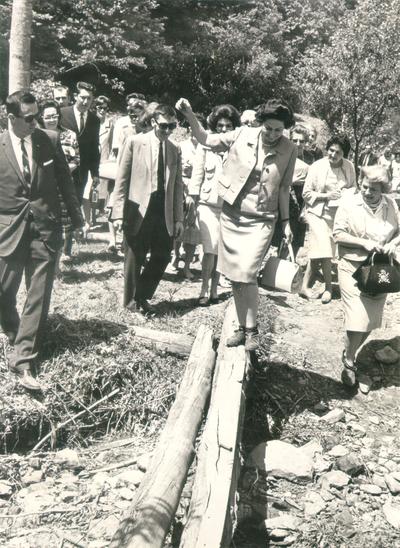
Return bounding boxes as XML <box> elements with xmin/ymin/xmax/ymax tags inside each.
<box><xmin>293</xmin><ymin>0</ymin><xmax>400</xmax><ymax>164</ymax></box>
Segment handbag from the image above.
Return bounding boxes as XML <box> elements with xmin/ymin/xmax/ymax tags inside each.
<box><xmin>352</xmin><ymin>252</ymin><xmax>400</xmax><ymax>295</ymax></box>
<box><xmin>259</xmin><ymin>241</ymin><xmax>303</xmax><ymax>293</ymax></box>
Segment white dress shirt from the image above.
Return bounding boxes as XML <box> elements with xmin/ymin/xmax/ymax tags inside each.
<box><xmin>9</xmin><ymin>128</ymin><xmax>33</xmax><ymax>175</ymax></box>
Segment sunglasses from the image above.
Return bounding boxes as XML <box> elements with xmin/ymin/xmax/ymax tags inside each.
<box><xmin>16</xmin><ymin>113</ymin><xmax>40</xmax><ymax>123</ymax></box>
<box><xmin>155</xmin><ymin>121</ymin><xmax>177</xmax><ymax>131</ymax></box>
<box><xmin>96</xmin><ymin>105</ymin><xmax>108</xmax><ymax>111</ymax></box>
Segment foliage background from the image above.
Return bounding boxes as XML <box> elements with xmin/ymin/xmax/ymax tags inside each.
<box><xmin>2</xmin><ymin>0</ymin><xmax>400</xmax><ymax>150</ymax></box>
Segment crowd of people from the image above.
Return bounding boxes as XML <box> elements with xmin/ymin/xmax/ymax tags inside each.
<box><xmin>0</xmin><ymin>81</ymin><xmax>399</xmax><ymax>392</ymax></box>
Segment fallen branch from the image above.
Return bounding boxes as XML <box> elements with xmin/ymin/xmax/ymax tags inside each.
<box><xmin>30</xmin><ymin>388</ymin><xmax>120</xmax><ymax>453</ymax></box>
<box><xmin>79</xmin><ymin>456</ymin><xmax>142</xmax><ymax>478</ymax></box>
<box><xmin>0</xmin><ymin>509</ymin><xmax>76</xmax><ymax>519</ymax></box>
<box><xmin>110</xmin><ymin>324</ymin><xmax>216</xmax><ymax>548</ymax></box>
<box><xmin>130</xmin><ymin>326</ymin><xmax>194</xmax><ymax>357</ymax></box>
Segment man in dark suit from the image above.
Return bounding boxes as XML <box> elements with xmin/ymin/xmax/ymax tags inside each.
<box><xmin>358</xmin><ymin>145</ymin><xmax>378</xmax><ymax>168</ymax></box>
<box><xmin>0</xmin><ymin>91</ymin><xmax>84</xmax><ymax>390</ymax></box>
<box><xmin>59</xmin><ymin>81</ymin><xmax>100</xmax><ymax>239</ymax></box>
<box><xmin>112</xmin><ymin>105</ymin><xmax>184</xmax><ymax>314</ymax></box>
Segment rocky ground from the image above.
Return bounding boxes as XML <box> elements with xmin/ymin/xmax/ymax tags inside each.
<box><xmin>0</xmin><ymin>227</ymin><xmax>399</xmax><ymax>547</ymax></box>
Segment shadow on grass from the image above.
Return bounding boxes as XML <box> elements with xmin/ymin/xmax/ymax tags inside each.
<box><xmin>63</xmin><ymin>249</ymin><xmax>124</xmax><ymax>265</ymax></box>
<box><xmin>59</xmin><ymin>267</ymin><xmax>120</xmax><ymax>284</ymax></box>
<box><xmin>151</xmin><ymin>290</ymin><xmax>232</xmax><ymax>317</ymax></box>
<box><xmin>40</xmin><ymin>313</ymin><xmax>127</xmax><ymax>359</ymax></box>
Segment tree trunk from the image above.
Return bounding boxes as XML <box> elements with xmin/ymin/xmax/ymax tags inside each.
<box><xmin>180</xmin><ymin>301</ymin><xmax>250</xmax><ymax>547</ymax></box>
<box><xmin>8</xmin><ymin>0</ymin><xmax>33</xmax><ymax>93</ymax></box>
<box><xmin>110</xmin><ymin>324</ymin><xmax>217</xmax><ymax>548</ymax></box>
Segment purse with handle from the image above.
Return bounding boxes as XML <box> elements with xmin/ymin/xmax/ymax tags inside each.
<box><xmin>352</xmin><ymin>252</ymin><xmax>400</xmax><ymax>295</ymax></box>
<box><xmin>259</xmin><ymin>241</ymin><xmax>303</xmax><ymax>293</ymax></box>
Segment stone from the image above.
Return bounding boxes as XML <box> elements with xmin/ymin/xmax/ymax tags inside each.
<box><xmin>391</xmin><ymin>472</ymin><xmax>400</xmax><ymax>482</ymax></box>
<box><xmin>386</xmin><ymin>461</ymin><xmax>398</xmax><ymax>473</ymax></box>
<box><xmin>358</xmin><ymin>374</ymin><xmax>373</xmax><ymax>394</ymax></box>
<box><xmin>360</xmin><ymin>484</ymin><xmax>382</xmax><ymax>495</ymax></box>
<box><xmin>347</xmin><ymin>422</ymin><xmax>366</xmax><ymax>436</ymax></box>
<box><xmin>265</xmin><ymin>514</ymin><xmax>301</xmax><ymax>531</ymax></box>
<box><xmin>27</xmin><ymin>458</ymin><xmax>41</xmax><ymax>470</ymax></box>
<box><xmin>314</xmin><ymin>402</ymin><xmax>330</xmax><ymax>413</ymax></box>
<box><xmin>53</xmin><ymin>448</ymin><xmax>80</xmax><ymax>469</ymax></box>
<box><xmin>337</xmin><ymin>508</ymin><xmax>356</xmax><ymax>538</ymax></box>
<box><xmin>335</xmin><ymin>455</ymin><xmax>364</xmax><ymax>477</ymax></box>
<box><xmin>21</xmin><ymin>469</ymin><xmax>44</xmax><ymax>486</ymax></box>
<box><xmin>313</xmin><ymin>454</ymin><xmax>331</xmax><ymax>474</ymax></box>
<box><xmin>249</xmin><ymin>440</ymin><xmax>313</xmax><ymax>482</ymax></box>
<box><xmin>385</xmin><ymin>474</ymin><xmax>400</xmax><ymax>495</ymax></box>
<box><xmin>269</xmin><ymin>529</ymin><xmax>288</xmax><ymax>540</ymax></box>
<box><xmin>88</xmin><ymin>515</ymin><xmax>120</xmax><ymax>540</ymax></box>
<box><xmin>137</xmin><ymin>452</ymin><xmax>152</xmax><ymax>472</ymax></box>
<box><xmin>0</xmin><ymin>481</ymin><xmax>12</xmax><ymax>497</ymax></box>
<box><xmin>375</xmin><ymin>346</ymin><xmax>399</xmax><ymax>364</ymax></box>
<box><xmin>320</xmin><ymin>489</ymin><xmax>335</xmax><ymax>502</ymax></box>
<box><xmin>368</xmin><ymin>415</ymin><xmax>380</xmax><ymax>426</ymax></box>
<box><xmin>118</xmin><ymin>487</ymin><xmax>134</xmax><ymax>501</ymax></box>
<box><xmin>328</xmin><ymin>445</ymin><xmax>349</xmax><ymax>457</ymax></box>
<box><xmin>319</xmin><ymin>408</ymin><xmax>345</xmax><ymax>424</ymax></box>
<box><xmin>320</xmin><ymin>471</ymin><xmax>350</xmax><ymax>490</ymax></box>
<box><xmin>115</xmin><ymin>469</ymin><xmax>145</xmax><ymax>487</ymax></box>
<box><xmin>303</xmin><ymin>491</ymin><xmax>326</xmax><ymax>516</ymax></box>
<box><xmin>22</xmin><ymin>492</ymin><xmax>57</xmax><ymax>513</ymax></box>
<box><xmin>60</xmin><ymin>490</ymin><xmax>79</xmax><ymax>502</ymax></box>
<box><xmin>383</xmin><ymin>502</ymin><xmax>400</xmax><ymax>529</ymax></box>
<box><xmin>372</xmin><ymin>474</ymin><xmax>388</xmax><ymax>490</ymax></box>
<box><xmin>301</xmin><ymin>440</ymin><xmax>323</xmax><ymax>459</ymax></box>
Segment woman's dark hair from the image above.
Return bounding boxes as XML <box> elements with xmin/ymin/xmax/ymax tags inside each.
<box><xmin>255</xmin><ymin>99</ymin><xmax>295</xmax><ymax>129</ymax></box>
<box><xmin>207</xmin><ymin>104</ymin><xmax>241</xmax><ymax>132</ymax></box>
<box><xmin>39</xmin><ymin>100</ymin><xmax>61</xmax><ymax>128</ymax></box>
<box><xmin>326</xmin><ymin>133</ymin><xmax>351</xmax><ymax>158</ymax></box>
<box><xmin>95</xmin><ymin>95</ymin><xmax>111</xmax><ymax>107</ymax></box>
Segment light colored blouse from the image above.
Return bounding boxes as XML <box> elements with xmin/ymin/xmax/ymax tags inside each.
<box><xmin>303</xmin><ymin>157</ymin><xmax>356</xmax><ymax>217</ymax></box>
<box><xmin>333</xmin><ymin>192</ymin><xmax>400</xmax><ymax>261</ymax></box>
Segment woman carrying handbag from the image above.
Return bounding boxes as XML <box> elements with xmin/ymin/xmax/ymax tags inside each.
<box><xmin>333</xmin><ymin>165</ymin><xmax>400</xmax><ymax>387</ymax></box>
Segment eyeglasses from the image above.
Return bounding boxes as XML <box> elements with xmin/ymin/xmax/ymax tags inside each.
<box><xmin>16</xmin><ymin>113</ymin><xmax>40</xmax><ymax>123</ymax></box>
<box><xmin>96</xmin><ymin>105</ymin><xmax>108</xmax><ymax>111</ymax></box>
<box><xmin>43</xmin><ymin>114</ymin><xmax>59</xmax><ymax>121</ymax></box>
<box><xmin>155</xmin><ymin>121</ymin><xmax>177</xmax><ymax>131</ymax></box>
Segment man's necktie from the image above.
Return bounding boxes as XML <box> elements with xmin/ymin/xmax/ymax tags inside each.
<box><xmin>157</xmin><ymin>141</ymin><xmax>164</xmax><ymax>193</ymax></box>
<box><xmin>20</xmin><ymin>139</ymin><xmax>31</xmax><ymax>187</ymax></box>
<box><xmin>79</xmin><ymin>112</ymin><xmax>84</xmax><ymax>133</ymax></box>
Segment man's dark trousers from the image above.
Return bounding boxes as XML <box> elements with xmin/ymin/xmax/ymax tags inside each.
<box><xmin>123</xmin><ymin>191</ymin><xmax>173</xmax><ymax>309</ymax></box>
<box><xmin>0</xmin><ymin>220</ymin><xmax>56</xmax><ymax>371</ymax></box>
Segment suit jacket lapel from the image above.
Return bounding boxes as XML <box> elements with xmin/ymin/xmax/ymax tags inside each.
<box><xmin>31</xmin><ymin>130</ymin><xmax>41</xmax><ymax>184</ymax></box>
<box><xmin>3</xmin><ymin>132</ymin><xmax>28</xmax><ymax>189</ymax></box>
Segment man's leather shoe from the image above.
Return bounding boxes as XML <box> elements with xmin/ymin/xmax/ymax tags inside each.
<box><xmin>136</xmin><ymin>299</ymin><xmax>156</xmax><ymax>315</ymax></box>
<box><xmin>9</xmin><ymin>365</ymin><xmax>42</xmax><ymax>391</ymax></box>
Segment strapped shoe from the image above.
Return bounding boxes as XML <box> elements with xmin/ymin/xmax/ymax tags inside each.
<box><xmin>341</xmin><ymin>350</ymin><xmax>357</xmax><ymax>387</ymax></box>
<box><xmin>226</xmin><ymin>326</ymin><xmax>246</xmax><ymax>347</ymax></box>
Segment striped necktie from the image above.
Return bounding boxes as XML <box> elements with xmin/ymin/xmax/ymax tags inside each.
<box><xmin>20</xmin><ymin>139</ymin><xmax>31</xmax><ymax>187</ymax></box>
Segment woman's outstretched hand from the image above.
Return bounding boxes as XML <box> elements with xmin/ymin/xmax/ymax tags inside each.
<box><xmin>175</xmin><ymin>98</ymin><xmax>192</xmax><ymax>115</ymax></box>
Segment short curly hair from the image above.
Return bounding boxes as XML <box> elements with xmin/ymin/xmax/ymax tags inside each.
<box><xmin>255</xmin><ymin>99</ymin><xmax>295</xmax><ymax>129</ymax></box>
<box><xmin>326</xmin><ymin>133</ymin><xmax>351</xmax><ymax>158</ymax></box>
<box><xmin>207</xmin><ymin>104</ymin><xmax>241</xmax><ymax>132</ymax></box>
<box><xmin>360</xmin><ymin>165</ymin><xmax>392</xmax><ymax>193</ymax></box>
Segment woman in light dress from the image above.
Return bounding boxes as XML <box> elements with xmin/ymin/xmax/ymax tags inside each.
<box><xmin>333</xmin><ymin>166</ymin><xmax>400</xmax><ymax>386</ymax></box>
<box><xmin>301</xmin><ymin>134</ymin><xmax>356</xmax><ymax>303</ymax></box>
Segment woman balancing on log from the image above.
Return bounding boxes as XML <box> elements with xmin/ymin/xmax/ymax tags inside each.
<box><xmin>176</xmin><ymin>98</ymin><xmax>297</xmax><ymax>351</ymax></box>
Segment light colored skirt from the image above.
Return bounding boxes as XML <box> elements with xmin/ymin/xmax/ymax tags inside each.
<box><xmin>217</xmin><ymin>204</ymin><xmax>276</xmax><ymax>284</ymax></box>
<box><xmin>338</xmin><ymin>258</ymin><xmax>387</xmax><ymax>332</ymax></box>
<box><xmin>198</xmin><ymin>203</ymin><xmax>221</xmax><ymax>254</ymax></box>
<box><xmin>307</xmin><ymin>211</ymin><xmax>335</xmax><ymax>259</ymax></box>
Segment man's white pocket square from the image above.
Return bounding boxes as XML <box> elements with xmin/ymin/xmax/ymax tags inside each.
<box><xmin>43</xmin><ymin>159</ymin><xmax>54</xmax><ymax>166</ymax></box>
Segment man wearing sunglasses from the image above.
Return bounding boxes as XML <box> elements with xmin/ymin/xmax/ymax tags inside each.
<box><xmin>0</xmin><ymin>91</ymin><xmax>83</xmax><ymax>390</ymax></box>
<box><xmin>112</xmin><ymin>104</ymin><xmax>184</xmax><ymax>314</ymax></box>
